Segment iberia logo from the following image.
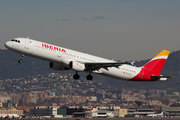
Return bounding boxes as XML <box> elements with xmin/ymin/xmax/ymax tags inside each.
<box><xmin>42</xmin><ymin>44</ymin><xmax>66</xmax><ymax>53</ymax></box>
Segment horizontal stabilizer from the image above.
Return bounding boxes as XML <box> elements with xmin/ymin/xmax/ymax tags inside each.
<box><xmin>151</xmin><ymin>75</ymin><xmax>174</xmax><ymax>81</ymax></box>
<box><xmin>151</xmin><ymin>75</ymin><xmax>174</xmax><ymax>79</ymax></box>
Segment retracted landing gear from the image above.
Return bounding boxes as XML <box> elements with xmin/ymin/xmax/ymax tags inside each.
<box><xmin>18</xmin><ymin>54</ymin><xmax>24</xmax><ymax>63</ymax></box>
<box><xmin>86</xmin><ymin>74</ymin><xmax>93</xmax><ymax>80</ymax></box>
<box><xmin>73</xmin><ymin>72</ymin><xmax>80</xmax><ymax>80</ymax></box>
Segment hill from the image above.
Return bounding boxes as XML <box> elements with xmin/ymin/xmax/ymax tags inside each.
<box><xmin>0</xmin><ymin>49</ymin><xmax>180</xmax><ymax>92</ymax></box>
<box><xmin>0</xmin><ymin>49</ymin><xmax>55</xmax><ymax>79</ymax></box>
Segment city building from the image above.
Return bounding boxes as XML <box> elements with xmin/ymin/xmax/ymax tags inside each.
<box><xmin>0</xmin><ymin>108</ymin><xmax>23</xmax><ymax>115</ymax></box>
<box><xmin>119</xmin><ymin>109</ymin><xmax>128</xmax><ymax>117</ymax></box>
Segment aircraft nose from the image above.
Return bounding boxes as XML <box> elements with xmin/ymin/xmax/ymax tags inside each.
<box><xmin>4</xmin><ymin>41</ymin><xmax>11</xmax><ymax>49</ymax></box>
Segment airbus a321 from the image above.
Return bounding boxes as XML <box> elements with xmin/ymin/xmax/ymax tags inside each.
<box><xmin>4</xmin><ymin>38</ymin><xmax>173</xmax><ymax>81</ymax></box>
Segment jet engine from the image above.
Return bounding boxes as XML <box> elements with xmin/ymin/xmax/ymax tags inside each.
<box><xmin>69</xmin><ymin>61</ymin><xmax>85</xmax><ymax>71</ymax></box>
<box><xmin>49</xmin><ymin>62</ymin><xmax>68</xmax><ymax>71</ymax></box>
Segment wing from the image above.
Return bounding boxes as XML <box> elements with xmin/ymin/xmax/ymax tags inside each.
<box><xmin>78</xmin><ymin>61</ymin><xmax>131</xmax><ymax>71</ymax></box>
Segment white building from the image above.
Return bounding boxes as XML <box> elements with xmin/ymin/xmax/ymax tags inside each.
<box><xmin>92</xmin><ymin>110</ymin><xmax>114</xmax><ymax>118</ymax></box>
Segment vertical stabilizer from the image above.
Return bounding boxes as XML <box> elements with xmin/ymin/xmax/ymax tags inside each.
<box><xmin>143</xmin><ymin>50</ymin><xmax>170</xmax><ymax>74</ymax></box>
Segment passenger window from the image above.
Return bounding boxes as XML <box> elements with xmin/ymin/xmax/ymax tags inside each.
<box><xmin>18</xmin><ymin>40</ymin><xmax>20</xmax><ymax>43</ymax></box>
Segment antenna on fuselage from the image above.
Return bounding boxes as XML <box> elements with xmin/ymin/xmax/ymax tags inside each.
<box><xmin>27</xmin><ymin>37</ymin><xmax>29</xmax><ymax>39</ymax></box>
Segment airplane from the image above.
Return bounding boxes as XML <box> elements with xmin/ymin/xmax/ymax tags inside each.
<box><xmin>0</xmin><ymin>114</ymin><xmax>19</xmax><ymax>119</ymax></box>
<box><xmin>147</xmin><ymin>111</ymin><xmax>164</xmax><ymax>117</ymax></box>
<box><xmin>4</xmin><ymin>37</ymin><xmax>173</xmax><ymax>81</ymax></box>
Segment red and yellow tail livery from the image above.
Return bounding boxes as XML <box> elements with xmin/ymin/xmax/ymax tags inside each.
<box><xmin>144</xmin><ymin>50</ymin><xmax>170</xmax><ymax>74</ymax></box>
<box><xmin>130</xmin><ymin>50</ymin><xmax>173</xmax><ymax>81</ymax></box>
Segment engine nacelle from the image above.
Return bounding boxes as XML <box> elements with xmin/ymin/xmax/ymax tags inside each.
<box><xmin>69</xmin><ymin>61</ymin><xmax>85</xmax><ymax>72</ymax></box>
<box><xmin>49</xmin><ymin>62</ymin><xmax>68</xmax><ymax>71</ymax></box>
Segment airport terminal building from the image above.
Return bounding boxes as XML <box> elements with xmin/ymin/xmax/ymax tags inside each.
<box><xmin>162</xmin><ymin>107</ymin><xmax>180</xmax><ymax>116</ymax></box>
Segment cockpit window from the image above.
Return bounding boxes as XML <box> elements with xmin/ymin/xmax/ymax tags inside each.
<box><xmin>11</xmin><ymin>39</ymin><xmax>20</xmax><ymax>43</ymax></box>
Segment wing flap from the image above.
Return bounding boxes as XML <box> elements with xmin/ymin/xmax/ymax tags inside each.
<box><xmin>79</xmin><ymin>61</ymin><xmax>131</xmax><ymax>71</ymax></box>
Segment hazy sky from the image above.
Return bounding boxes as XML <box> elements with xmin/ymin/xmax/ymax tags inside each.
<box><xmin>0</xmin><ymin>0</ymin><xmax>179</xmax><ymax>61</ymax></box>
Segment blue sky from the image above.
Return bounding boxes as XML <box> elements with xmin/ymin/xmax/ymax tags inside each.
<box><xmin>0</xmin><ymin>0</ymin><xmax>179</xmax><ymax>61</ymax></box>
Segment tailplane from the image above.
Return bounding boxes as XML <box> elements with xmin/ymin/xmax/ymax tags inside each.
<box><xmin>143</xmin><ymin>50</ymin><xmax>170</xmax><ymax>74</ymax></box>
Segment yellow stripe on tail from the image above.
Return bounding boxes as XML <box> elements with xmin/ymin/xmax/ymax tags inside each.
<box><xmin>153</xmin><ymin>50</ymin><xmax>170</xmax><ymax>59</ymax></box>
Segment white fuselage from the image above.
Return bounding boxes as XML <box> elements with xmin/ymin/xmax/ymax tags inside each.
<box><xmin>4</xmin><ymin>38</ymin><xmax>141</xmax><ymax>81</ymax></box>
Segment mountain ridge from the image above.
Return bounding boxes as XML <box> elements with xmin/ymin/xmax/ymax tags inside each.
<box><xmin>0</xmin><ymin>49</ymin><xmax>179</xmax><ymax>92</ymax></box>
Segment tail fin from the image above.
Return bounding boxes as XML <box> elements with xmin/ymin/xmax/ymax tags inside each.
<box><xmin>143</xmin><ymin>50</ymin><xmax>170</xmax><ymax>74</ymax></box>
